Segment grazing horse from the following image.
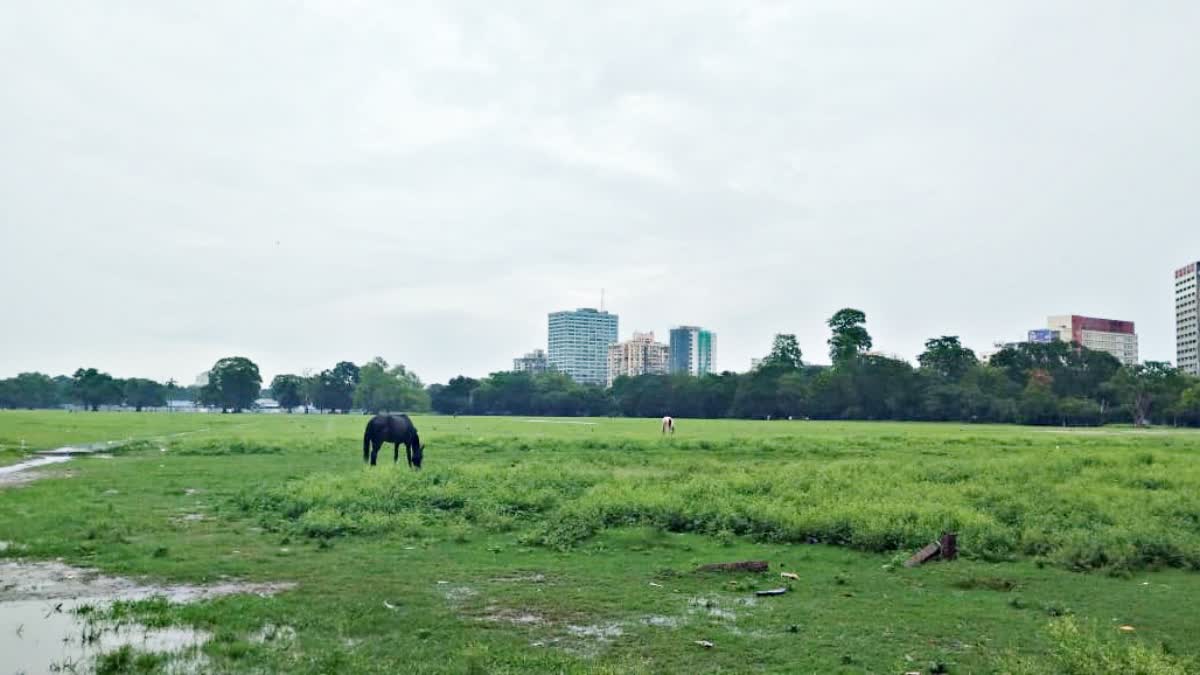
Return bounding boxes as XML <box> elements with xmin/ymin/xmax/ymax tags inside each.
<box><xmin>661</xmin><ymin>416</ymin><xmax>675</xmax><ymax>434</ymax></box>
<box><xmin>363</xmin><ymin>414</ymin><xmax>423</xmax><ymax>468</ymax></box>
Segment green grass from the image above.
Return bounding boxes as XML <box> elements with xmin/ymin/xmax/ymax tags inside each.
<box><xmin>1</xmin><ymin>411</ymin><xmax>1199</xmax><ymax>673</ymax></box>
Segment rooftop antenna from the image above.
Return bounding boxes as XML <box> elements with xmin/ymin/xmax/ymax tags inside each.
<box><xmin>601</xmin><ymin>288</ymin><xmax>606</xmax><ymax>312</ymax></box>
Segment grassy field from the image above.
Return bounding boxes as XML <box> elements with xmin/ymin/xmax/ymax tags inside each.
<box><xmin>1</xmin><ymin>411</ymin><xmax>1198</xmax><ymax>673</ymax></box>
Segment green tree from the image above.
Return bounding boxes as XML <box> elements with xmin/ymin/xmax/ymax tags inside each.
<box><xmin>761</xmin><ymin>334</ymin><xmax>803</xmax><ymax>370</ymax></box>
<box><xmin>353</xmin><ymin>357</ymin><xmax>429</xmax><ymax>413</ymax></box>
<box><xmin>5</xmin><ymin>372</ymin><xmax>59</xmax><ymax>409</ymax></box>
<box><xmin>917</xmin><ymin>336</ymin><xmax>978</xmax><ymax>380</ymax></box>
<box><xmin>269</xmin><ymin>374</ymin><xmax>305</xmax><ymax>413</ymax></box>
<box><xmin>1108</xmin><ymin>361</ymin><xmax>1183</xmax><ymax>426</ymax></box>
<box><xmin>123</xmin><ymin>378</ymin><xmax>166</xmax><ymax>412</ymax></box>
<box><xmin>827</xmin><ymin>309</ymin><xmax>872</xmax><ymax>366</ymax></box>
<box><xmin>308</xmin><ymin>361</ymin><xmax>361</xmax><ymax>413</ymax></box>
<box><xmin>72</xmin><ymin>368</ymin><xmax>123</xmax><ymax>411</ymax></box>
<box><xmin>200</xmin><ymin>357</ymin><xmax>262</xmax><ymax>413</ymax></box>
<box><xmin>429</xmin><ymin>376</ymin><xmax>478</xmax><ymax>414</ymax></box>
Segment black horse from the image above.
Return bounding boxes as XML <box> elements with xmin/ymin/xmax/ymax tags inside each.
<box><xmin>363</xmin><ymin>414</ymin><xmax>423</xmax><ymax>468</ymax></box>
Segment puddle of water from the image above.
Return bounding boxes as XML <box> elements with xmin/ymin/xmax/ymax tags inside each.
<box><xmin>0</xmin><ymin>440</ymin><xmax>126</xmax><ymax>489</ymax></box>
<box><xmin>0</xmin><ymin>560</ymin><xmax>296</xmax><ymax>603</ymax></box>
<box><xmin>565</xmin><ymin>623</ymin><xmax>624</xmax><ymax>640</ymax></box>
<box><xmin>0</xmin><ymin>561</ymin><xmax>295</xmax><ymax>673</ymax></box>
<box><xmin>0</xmin><ymin>455</ymin><xmax>72</xmax><ymax>479</ymax></box>
<box><xmin>0</xmin><ymin>598</ymin><xmax>209</xmax><ymax>674</ymax></box>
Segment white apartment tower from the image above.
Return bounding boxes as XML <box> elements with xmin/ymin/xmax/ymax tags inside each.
<box><xmin>607</xmin><ymin>332</ymin><xmax>670</xmax><ymax>386</ymax></box>
<box><xmin>1176</xmin><ymin>262</ymin><xmax>1200</xmax><ymax>375</ymax></box>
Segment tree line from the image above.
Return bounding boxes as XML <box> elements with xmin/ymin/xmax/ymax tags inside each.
<box><xmin>430</xmin><ymin>309</ymin><xmax>1200</xmax><ymax>427</ymax></box>
<box><xmin>0</xmin><ymin>356</ymin><xmax>428</xmax><ymax>414</ymax></box>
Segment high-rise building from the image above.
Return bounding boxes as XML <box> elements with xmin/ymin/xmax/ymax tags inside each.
<box><xmin>547</xmin><ymin>308</ymin><xmax>618</xmax><ymax>386</ymax></box>
<box><xmin>512</xmin><ymin>349</ymin><xmax>549</xmax><ymax>375</ymax></box>
<box><xmin>1176</xmin><ymin>261</ymin><xmax>1200</xmax><ymax>375</ymax></box>
<box><xmin>1046</xmin><ymin>315</ymin><xmax>1138</xmax><ymax>366</ymax></box>
<box><xmin>668</xmin><ymin>326</ymin><xmax>716</xmax><ymax>376</ymax></box>
<box><xmin>607</xmin><ymin>332</ymin><xmax>670</xmax><ymax>386</ymax></box>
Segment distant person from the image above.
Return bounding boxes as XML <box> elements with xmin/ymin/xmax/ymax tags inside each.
<box><xmin>661</xmin><ymin>416</ymin><xmax>675</xmax><ymax>434</ymax></box>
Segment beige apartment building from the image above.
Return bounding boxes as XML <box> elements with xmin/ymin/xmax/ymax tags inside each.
<box><xmin>607</xmin><ymin>332</ymin><xmax>670</xmax><ymax>386</ymax></box>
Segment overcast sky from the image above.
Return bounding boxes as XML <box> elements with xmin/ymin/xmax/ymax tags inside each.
<box><xmin>2</xmin><ymin>1</ymin><xmax>1198</xmax><ymax>385</ymax></box>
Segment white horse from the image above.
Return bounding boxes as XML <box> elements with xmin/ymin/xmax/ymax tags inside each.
<box><xmin>661</xmin><ymin>416</ymin><xmax>675</xmax><ymax>434</ymax></box>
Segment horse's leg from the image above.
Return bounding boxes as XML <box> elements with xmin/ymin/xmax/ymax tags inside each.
<box><xmin>371</xmin><ymin>440</ymin><xmax>382</xmax><ymax>466</ymax></box>
<box><xmin>394</xmin><ymin>442</ymin><xmax>400</xmax><ymax>464</ymax></box>
<box><xmin>405</xmin><ymin>441</ymin><xmax>413</xmax><ymax>468</ymax></box>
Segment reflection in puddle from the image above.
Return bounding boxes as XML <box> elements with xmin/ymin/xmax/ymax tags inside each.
<box><xmin>0</xmin><ymin>598</ymin><xmax>209</xmax><ymax>674</ymax></box>
<box><xmin>0</xmin><ymin>560</ymin><xmax>295</xmax><ymax>673</ymax></box>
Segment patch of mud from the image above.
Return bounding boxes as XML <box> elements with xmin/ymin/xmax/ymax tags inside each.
<box><xmin>688</xmin><ymin>596</ymin><xmax>737</xmax><ymax>621</ymax></box>
<box><xmin>251</xmin><ymin>623</ymin><xmax>298</xmax><ymax>645</ymax></box>
<box><xmin>0</xmin><ymin>560</ymin><xmax>294</xmax><ymax>673</ymax></box>
<box><xmin>566</xmin><ymin>623</ymin><xmax>624</xmax><ymax>640</ymax></box>
<box><xmin>641</xmin><ymin>615</ymin><xmax>681</xmax><ymax>628</ymax></box>
<box><xmin>481</xmin><ymin>608</ymin><xmax>546</xmax><ymax>625</ymax></box>
<box><xmin>441</xmin><ymin>585</ymin><xmax>477</xmax><ymax>604</ymax></box>
<box><xmin>0</xmin><ymin>560</ymin><xmax>296</xmax><ymax>603</ymax></box>
<box><xmin>490</xmin><ymin>572</ymin><xmax>547</xmax><ymax>583</ymax></box>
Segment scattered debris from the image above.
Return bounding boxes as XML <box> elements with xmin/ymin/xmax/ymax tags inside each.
<box><xmin>694</xmin><ymin>640</ymin><xmax>714</xmax><ymax>649</ymax></box>
<box><xmin>906</xmin><ymin>533</ymin><xmax>959</xmax><ymax>567</ymax></box>
<box><xmin>755</xmin><ymin>588</ymin><xmax>788</xmax><ymax>597</ymax></box>
<box><xmin>1119</xmin><ymin>625</ymin><xmax>1136</xmax><ymax>632</ymax></box>
<box><xmin>383</xmin><ymin>601</ymin><xmax>399</xmax><ymax>611</ymax></box>
<box><xmin>905</xmin><ymin>542</ymin><xmax>942</xmax><ymax>568</ymax></box>
<box><xmin>649</xmin><ymin>582</ymin><xmax>663</xmax><ymax>588</ymax></box>
<box><xmin>781</xmin><ymin>572</ymin><xmax>799</xmax><ymax>581</ymax></box>
<box><xmin>696</xmin><ymin>560</ymin><xmax>768</xmax><ymax>573</ymax></box>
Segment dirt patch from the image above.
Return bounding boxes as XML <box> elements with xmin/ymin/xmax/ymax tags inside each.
<box><xmin>481</xmin><ymin>607</ymin><xmax>546</xmax><ymax>625</ymax></box>
<box><xmin>439</xmin><ymin>584</ymin><xmax>478</xmax><ymax>605</ymax></box>
<box><xmin>641</xmin><ymin>615</ymin><xmax>681</xmax><ymax>628</ymax></box>
<box><xmin>489</xmin><ymin>572</ymin><xmax>547</xmax><ymax>583</ymax></box>
<box><xmin>0</xmin><ymin>560</ymin><xmax>295</xmax><ymax>603</ymax></box>
<box><xmin>252</xmin><ymin>623</ymin><xmax>298</xmax><ymax>645</ymax></box>
<box><xmin>688</xmin><ymin>596</ymin><xmax>738</xmax><ymax>621</ymax></box>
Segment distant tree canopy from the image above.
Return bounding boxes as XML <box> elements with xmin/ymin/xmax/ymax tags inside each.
<box><xmin>199</xmin><ymin>357</ymin><xmax>261</xmax><ymax>413</ymax></box>
<box><xmin>123</xmin><ymin>378</ymin><xmax>166</xmax><ymax>412</ymax></box>
<box><xmin>353</xmin><ymin>357</ymin><xmax>429</xmax><ymax>413</ymax></box>
<box><xmin>72</xmin><ymin>368</ymin><xmax>123</xmax><ymax>411</ymax></box>
<box><xmin>429</xmin><ymin>376</ymin><xmax>479</xmax><ymax>415</ymax></box>
<box><xmin>760</xmin><ymin>334</ymin><xmax>804</xmax><ymax>371</ymax></box>
<box><xmin>269</xmin><ymin>374</ymin><xmax>306</xmax><ymax>412</ymax></box>
<box><xmin>828</xmin><ymin>308</ymin><xmax>872</xmax><ymax>365</ymax></box>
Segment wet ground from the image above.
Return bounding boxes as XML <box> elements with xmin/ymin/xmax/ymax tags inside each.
<box><xmin>0</xmin><ymin>560</ymin><xmax>295</xmax><ymax>674</ymax></box>
<box><xmin>0</xmin><ymin>441</ymin><xmax>124</xmax><ymax>489</ymax></box>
